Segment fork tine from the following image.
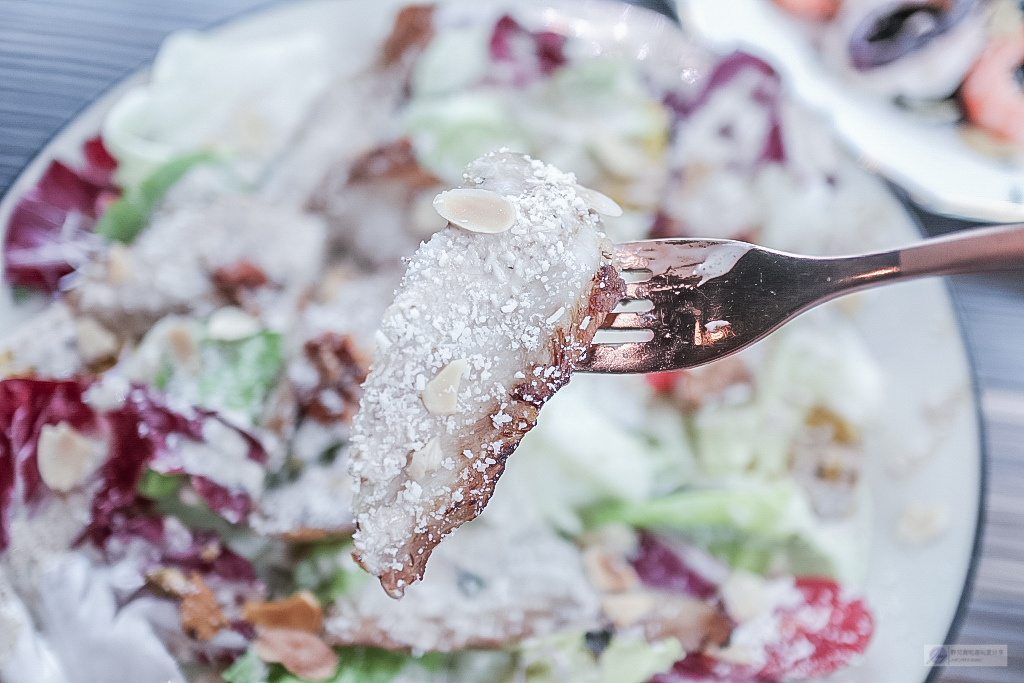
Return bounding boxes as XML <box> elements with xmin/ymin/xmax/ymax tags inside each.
<box><xmin>603</xmin><ymin>311</ymin><xmax>657</xmax><ymax>330</ymax></box>
<box><xmin>625</xmin><ymin>281</ymin><xmax>653</xmax><ymax>299</ymax></box>
<box><xmin>576</xmin><ymin>342</ymin><xmax>654</xmax><ymax>373</ymax></box>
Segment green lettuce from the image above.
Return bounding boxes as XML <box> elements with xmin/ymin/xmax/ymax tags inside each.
<box><xmin>584</xmin><ymin>479</ymin><xmax>869</xmax><ymax>582</ymax></box>
<box><xmin>498</xmin><ymin>375</ymin><xmax>695</xmax><ymax>534</ymax></box>
<box><xmin>197</xmin><ymin>330</ymin><xmax>283</xmax><ymax>420</ymax></box>
<box><xmin>520</xmin><ymin>631</ymin><xmax>682</xmax><ymax>683</ymax></box>
<box><xmin>129</xmin><ymin>316</ymin><xmax>283</xmax><ymax>426</ymax></box>
<box><xmin>223</xmin><ymin>649</ymin><xmax>269</xmax><ymax>683</ymax></box>
<box><xmin>95</xmin><ymin>152</ymin><xmax>214</xmax><ymax>243</ymax></box>
<box><xmin>404</xmin><ymin>92</ymin><xmax>528</xmax><ymax>183</ymax></box>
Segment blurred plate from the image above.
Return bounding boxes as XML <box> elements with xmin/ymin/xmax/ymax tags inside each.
<box><xmin>0</xmin><ymin>1</ymin><xmax>983</xmax><ymax>681</ymax></box>
<box><xmin>678</xmin><ymin>0</ymin><xmax>1024</xmax><ymax>223</ymax></box>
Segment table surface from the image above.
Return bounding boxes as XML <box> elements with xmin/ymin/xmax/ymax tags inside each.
<box><xmin>1</xmin><ymin>0</ymin><xmax>1022</xmax><ymax>680</ymax></box>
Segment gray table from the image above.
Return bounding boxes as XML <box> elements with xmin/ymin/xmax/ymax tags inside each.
<box><xmin>1</xmin><ymin>0</ymin><xmax>1022</xmax><ymax>680</ymax></box>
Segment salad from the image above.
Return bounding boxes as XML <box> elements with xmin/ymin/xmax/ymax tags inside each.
<box><xmin>765</xmin><ymin>0</ymin><xmax>1024</xmax><ymax>159</ymax></box>
<box><xmin>0</xmin><ymin>2</ymin><xmax>921</xmax><ymax>682</ymax></box>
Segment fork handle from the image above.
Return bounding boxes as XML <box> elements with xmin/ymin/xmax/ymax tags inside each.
<box><xmin>897</xmin><ymin>223</ymin><xmax>1024</xmax><ymax>277</ymax></box>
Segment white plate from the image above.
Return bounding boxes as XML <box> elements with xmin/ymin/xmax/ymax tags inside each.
<box><xmin>678</xmin><ymin>0</ymin><xmax>1024</xmax><ymax>223</ymax></box>
<box><xmin>0</xmin><ymin>1</ymin><xmax>983</xmax><ymax>681</ymax></box>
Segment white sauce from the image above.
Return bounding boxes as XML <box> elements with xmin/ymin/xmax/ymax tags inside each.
<box><xmin>694</xmin><ymin>243</ymin><xmax>753</xmax><ymax>286</ymax></box>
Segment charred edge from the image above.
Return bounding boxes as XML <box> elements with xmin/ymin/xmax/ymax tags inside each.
<box><xmin>374</xmin><ymin>264</ymin><xmax>625</xmax><ymax>597</ymax></box>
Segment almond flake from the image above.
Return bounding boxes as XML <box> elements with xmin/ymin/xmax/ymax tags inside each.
<box><xmin>37</xmin><ymin>422</ymin><xmax>103</xmax><ymax>493</ymax></box>
<box><xmin>243</xmin><ymin>591</ymin><xmax>323</xmax><ymax>633</ymax></box>
<box><xmin>406</xmin><ymin>436</ymin><xmax>445</xmax><ymax>480</ymax></box>
<box><xmin>207</xmin><ymin>306</ymin><xmax>261</xmax><ymax>341</ymax></box>
<box><xmin>145</xmin><ymin>567</ymin><xmax>196</xmax><ymax>598</ymax></box>
<box><xmin>107</xmin><ymin>243</ymin><xmax>133</xmax><ymax>285</ymax></box>
<box><xmin>433</xmin><ymin>188</ymin><xmax>516</xmax><ymax>234</ymax></box>
<box><xmin>576</xmin><ymin>185</ymin><xmax>623</xmax><ymax>216</ymax></box>
<box><xmin>75</xmin><ymin>317</ymin><xmax>119</xmax><ymax>364</ymax></box>
<box><xmin>582</xmin><ymin>547</ymin><xmax>640</xmax><ymax>594</ymax></box>
<box><xmin>167</xmin><ymin>323</ymin><xmax>199</xmax><ymax>363</ymax></box>
<box><xmin>256</xmin><ymin>627</ymin><xmax>338</xmax><ymax>681</ymax></box>
<box><xmin>421</xmin><ymin>358</ymin><xmax>467</xmax><ymax>415</ymax></box>
<box><xmin>601</xmin><ymin>592</ymin><xmax>655</xmax><ymax>627</ymax></box>
<box><xmin>179</xmin><ymin>573</ymin><xmax>230</xmax><ymax>640</ymax></box>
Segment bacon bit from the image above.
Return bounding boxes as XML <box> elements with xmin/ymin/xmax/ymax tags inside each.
<box><xmin>804</xmin><ymin>406</ymin><xmax>858</xmax><ymax>445</ymax></box>
<box><xmin>179</xmin><ymin>572</ymin><xmax>231</xmax><ymax>640</ymax></box>
<box><xmin>256</xmin><ymin>627</ymin><xmax>339</xmax><ymax>681</ymax></box>
<box><xmin>243</xmin><ymin>591</ymin><xmax>323</xmax><ymax>633</ymax></box>
<box><xmin>378</xmin><ymin>5</ymin><xmax>435</xmax><ymax>68</ymax></box>
<box><xmin>639</xmin><ymin>591</ymin><xmax>732</xmax><ymax>653</ymax></box>
<box><xmin>347</xmin><ymin>139</ymin><xmax>441</xmax><ymax>190</ymax></box>
<box><xmin>212</xmin><ymin>260</ymin><xmax>271</xmax><ymax>306</ymax></box>
<box><xmin>301</xmin><ymin>333</ymin><xmax>368</xmax><ymax>424</ymax></box>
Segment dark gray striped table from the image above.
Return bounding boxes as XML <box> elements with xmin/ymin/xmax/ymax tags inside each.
<box><xmin>1</xmin><ymin>1</ymin><xmax>1022</xmax><ymax>681</ymax></box>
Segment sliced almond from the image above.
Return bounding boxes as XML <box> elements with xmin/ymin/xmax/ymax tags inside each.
<box><xmin>146</xmin><ymin>567</ymin><xmax>196</xmax><ymax>598</ymax></box>
<box><xmin>422</xmin><ymin>359</ymin><xmax>467</xmax><ymax>415</ymax></box>
<box><xmin>405</xmin><ymin>436</ymin><xmax>445</xmax><ymax>480</ymax></box>
<box><xmin>75</xmin><ymin>317</ymin><xmax>119</xmax><ymax>364</ymax></box>
<box><xmin>107</xmin><ymin>243</ymin><xmax>133</xmax><ymax>285</ymax></box>
<box><xmin>243</xmin><ymin>591</ymin><xmax>323</xmax><ymax>633</ymax></box>
<box><xmin>207</xmin><ymin>306</ymin><xmax>261</xmax><ymax>341</ymax></box>
<box><xmin>37</xmin><ymin>422</ymin><xmax>103</xmax><ymax>493</ymax></box>
<box><xmin>179</xmin><ymin>573</ymin><xmax>230</xmax><ymax>640</ymax></box>
<box><xmin>256</xmin><ymin>627</ymin><xmax>338</xmax><ymax>681</ymax></box>
<box><xmin>433</xmin><ymin>188</ymin><xmax>516</xmax><ymax>234</ymax></box>
<box><xmin>576</xmin><ymin>185</ymin><xmax>623</xmax><ymax>217</ymax></box>
<box><xmin>583</xmin><ymin>547</ymin><xmax>640</xmax><ymax>594</ymax></box>
<box><xmin>601</xmin><ymin>592</ymin><xmax>655</xmax><ymax>627</ymax></box>
<box><xmin>167</xmin><ymin>323</ymin><xmax>199</xmax><ymax>364</ymax></box>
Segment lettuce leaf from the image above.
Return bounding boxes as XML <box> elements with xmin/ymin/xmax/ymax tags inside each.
<box><xmin>197</xmin><ymin>330</ymin><xmax>283</xmax><ymax>421</ymax></box>
<box><xmin>585</xmin><ymin>479</ymin><xmax>868</xmax><ymax>582</ymax></box>
<box><xmin>223</xmin><ymin>649</ymin><xmax>269</xmax><ymax>683</ymax></box>
<box><xmin>94</xmin><ymin>152</ymin><xmax>213</xmax><ymax>243</ymax></box>
<box><xmin>520</xmin><ymin>631</ymin><xmax>682</xmax><ymax>683</ymax></box>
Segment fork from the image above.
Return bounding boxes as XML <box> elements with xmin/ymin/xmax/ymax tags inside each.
<box><xmin>579</xmin><ymin>223</ymin><xmax>1024</xmax><ymax>374</ymax></box>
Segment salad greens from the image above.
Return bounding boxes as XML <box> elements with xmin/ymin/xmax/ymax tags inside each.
<box><xmin>94</xmin><ymin>152</ymin><xmax>214</xmax><ymax>243</ymax></box>
<box><xmin>0</xmin><ymin>6</ymin><xmax>886</xmax><ymax>683</ymax></box>
<box><xmin>520</xmin><ymin>631</ymin><xmax>683</xmax><ymax>683</ymax></box>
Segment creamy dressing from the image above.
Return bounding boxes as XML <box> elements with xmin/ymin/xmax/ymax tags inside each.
<box><xmin>694</xmin><ymin>243</ymin><xmax>753</xmax><ymax>286</ymax></box>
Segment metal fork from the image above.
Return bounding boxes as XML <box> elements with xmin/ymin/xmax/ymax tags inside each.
<box><xmin>579</xmin><ymin>224</ymin><xmax>1024</xmax><ymax>374</ymax></box>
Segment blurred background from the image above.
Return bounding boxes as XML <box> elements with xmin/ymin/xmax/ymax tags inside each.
<box><xmin>0</xmin><ymin>0</ymin><xmax>1022</xmax><ymax>680</ymax></box>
